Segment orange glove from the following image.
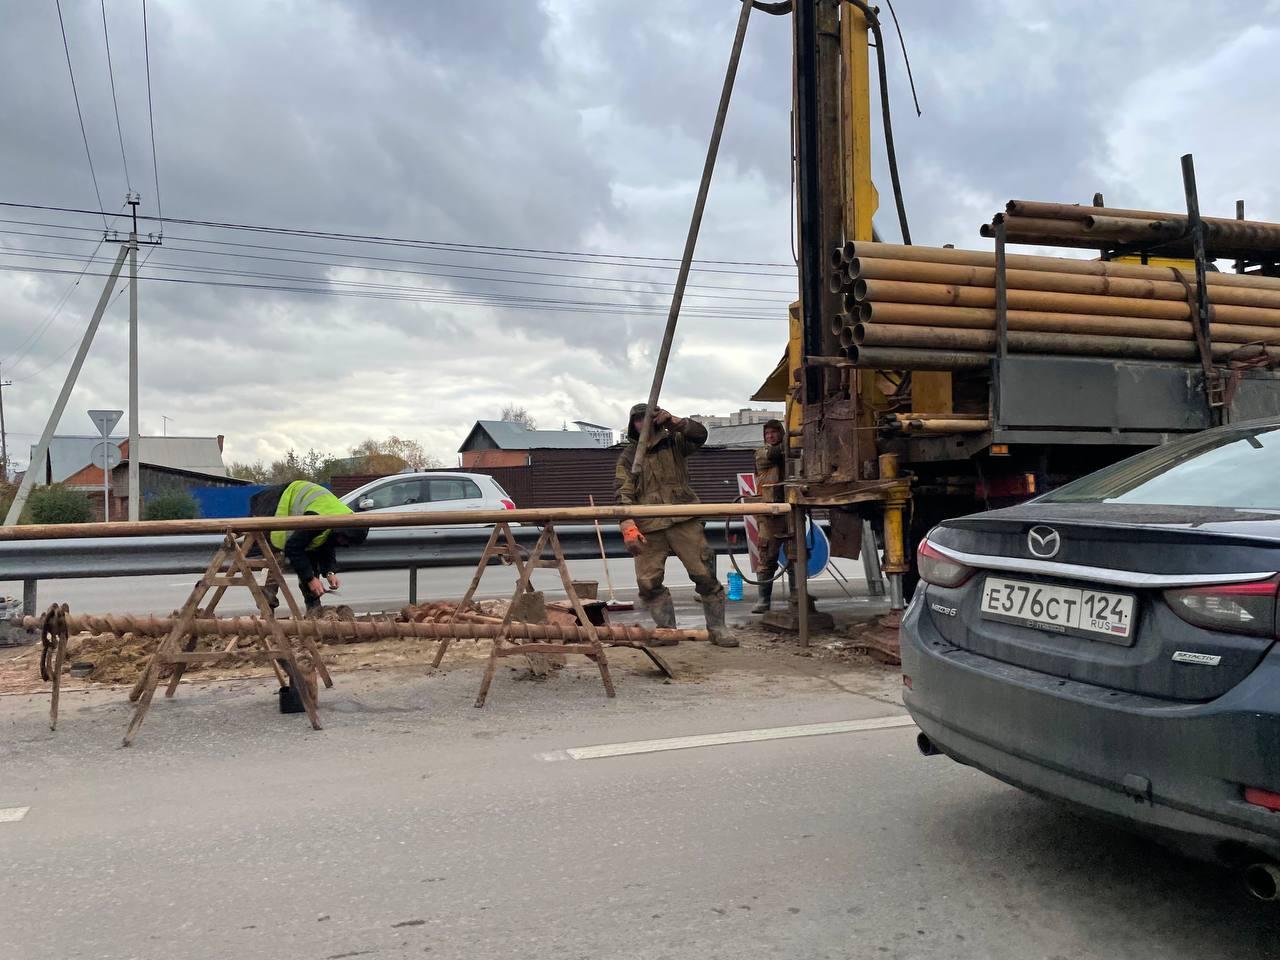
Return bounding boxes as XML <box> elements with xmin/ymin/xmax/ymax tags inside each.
<box><xmin>621</xmin><ymin>520</ymin><xmax>647</xmax><ymax>556</ymax></box>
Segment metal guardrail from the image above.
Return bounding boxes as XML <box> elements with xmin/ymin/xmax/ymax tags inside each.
<box><xmin>0</xmin><ymin>522</ymin><xmax>758</xmax><ymax>616</ymax></box>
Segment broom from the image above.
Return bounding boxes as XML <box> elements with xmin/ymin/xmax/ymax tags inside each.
<box><xmin>589</xmin><ymin>495</ymin><xmax>633</xmax><ymax>611</ymax></box>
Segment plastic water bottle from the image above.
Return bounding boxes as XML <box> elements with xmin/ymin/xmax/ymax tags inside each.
<box><xmin>727</xmin><ymin>571</ymin><xmax>744</xmax><ymax>601</ymax></box>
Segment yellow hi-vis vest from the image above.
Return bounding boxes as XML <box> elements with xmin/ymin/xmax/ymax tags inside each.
<box><xmin>270</xmin><ymin>480</ymin><xmax>353</xmax><ymax>551</ymax></box>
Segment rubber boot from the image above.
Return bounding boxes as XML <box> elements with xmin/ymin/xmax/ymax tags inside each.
<box><xmin>704</xmin><ymin>591</ymin><xmax>738</xmax><ymax>647</ymax></box>
<box><xmin>645</xmin><ymin>591</ymin><xmax>679</xmax><ymax>646</ymax></box>
<box><xmin>751</xmin><ymin>579</ymin><xmax>774</xmax><ymax>614</ymax></box>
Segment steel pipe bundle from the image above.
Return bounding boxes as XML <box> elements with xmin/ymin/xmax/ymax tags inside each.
<box><xmin>978</xmin><ymin>200</ymin><xmax>1280</xmax><ymax>261</ymax></box>
<box><xmin>23</xmin><ymin>613</ymin><xmax>709</xmax><ymax>645</ymax></box>
<box><xmin>832</xmin><ymin>239</ymin><xmax>1280</xmax><ymax>373</ymax></box>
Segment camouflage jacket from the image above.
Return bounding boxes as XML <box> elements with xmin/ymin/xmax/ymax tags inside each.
<box><xmin>614</xmin><ymin>419</ymin><xmax>708</xmax><ymax>533</ymax></box>
<box><xmin>754</xmin><ymin>442</ymin><xmax>785</xmax><ymax>503</ymax></box>
<box><xmin>754</xmin><ymin>442</ymin><xmax>791</xmax><ymax>541</ymax></box>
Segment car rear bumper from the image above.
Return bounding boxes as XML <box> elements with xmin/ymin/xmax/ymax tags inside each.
<box><xmin>901</xmin><ymin>591</ymin><xmax>1280</xmax><ymax>863</ymax></box>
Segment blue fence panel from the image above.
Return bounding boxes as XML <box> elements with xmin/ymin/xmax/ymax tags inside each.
<box><xmin>190</xmin><ymin>485</ymin><xmax>267</xmax><ymax>518</ymax></box>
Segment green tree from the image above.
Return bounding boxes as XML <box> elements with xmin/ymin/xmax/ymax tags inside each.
<box><xmin>144</xmin><ymin>492</ymin><xmax>199</xmax><ymax>521</ymax></box>
<box><xmin>257</xmin><ymin>448</ymin><xmax>344</xmax><ymax>486</ymax></box>
<box><xmin>26</xmin><ymin>484</ymin><xmax>93</xmax><ymax>524</ymax></box>
<box><xmin>0</xmin><ymin>479</ymin><xmax>16</xmax><ymax>523</ymax></box>
<box><xmin>228</xmin><ymin>460</ymin><xmax>269</xmax><ymax>483</ymax></box>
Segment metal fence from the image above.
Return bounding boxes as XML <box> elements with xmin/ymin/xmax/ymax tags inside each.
<box><xmin>0</xmin><ymin>521</ymin><xmax>757</xmax><ymax>615</ymax></box>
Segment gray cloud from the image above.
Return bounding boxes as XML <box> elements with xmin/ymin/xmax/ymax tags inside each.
<box><xmin>0</xmin><ymin>0</ymin><xmax>1275</xmax><ymax>468</ymax></box>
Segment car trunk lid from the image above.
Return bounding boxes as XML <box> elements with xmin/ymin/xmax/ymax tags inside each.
<box><xmin>923</xmin><ymin>505</ymin><xmax>1280</xmax><ymax>701</ymax></box>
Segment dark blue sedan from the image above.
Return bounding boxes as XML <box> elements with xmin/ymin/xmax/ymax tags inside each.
<box><xmin>901</xmin><ymin>417</ymin><xmax>1280</xmax><ymax>901</ymax></box>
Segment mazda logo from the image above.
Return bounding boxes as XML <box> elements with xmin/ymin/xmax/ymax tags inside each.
<box><xmin>1027</xmin><ymin>526</ymin><xmax>1061</xmax><ymax>559</ymax></box>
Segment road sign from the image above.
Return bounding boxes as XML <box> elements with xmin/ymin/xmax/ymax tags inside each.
<box><xmin>779</xmin><ymin>519</ymin><xmax>831</xmax><ymax>579</ymax></box>
<box><xmin>88</xmin><ymin>408</ymin><xmax>123</xmax><ymax>438</ymax></box>
<box><xmin>736</xmin><ymin>473</ymin><xmax>761</xmax><ymax>571</ymax></box>
<box><xmin>91</xmin><ymin>437</ymin><xmax>122</xmax><ymax>523</ymax></box>
<box><xmin>91</xmin><ymin>440</ymin><xmax>122</xmax><ymax>471</ymax></box>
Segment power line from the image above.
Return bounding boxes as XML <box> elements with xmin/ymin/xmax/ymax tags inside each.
<box><xmin>0</xmin><ymin>262</ymin><xmax>788</xmax><ymax>323</ymax></box>
<box><xmin>99</xmin><ymin>0</ymin><xmax>132</xmax><ymax>192</ymax></box>
<box><xmin>0</xmin><ymin>241</ymin><xmax>795</xmax><ymax>306</ymax></box>
<box><xmin>142</xmin><ymin>0</ymin><xmax>163</xmax><ymax>229</ymax></box>
<box><xmin>53</xmin><ymin>1</ymin><xmax>108</xmax><ymax>228</ymax></box>
<box><xmin>2</xmin><ymin>238</ymin><xmax>107</xmax><ymax>371</ymax></box>
<box><xmin>0</xmin><ymin>223</ymin><xmax>799</xmax><ymax>296</ymax></box>
<box><xmin>9</xmin><ymin>244</ymin><xmax>158</xmax><ymax>384</ymax></box>
<box><xmin>0</xmin><ymin>257</ymin><xmax>786</xmax><ymax>322</ymax></box>
<box><xmin>0</xmin><ymin>213</ymin><xmax>795</xmax><ymax>279</ymax></box>
<box><xmin>0</xmin><ymin>201</ymin><xmax>795</xmax><ymax>268</ymax></box>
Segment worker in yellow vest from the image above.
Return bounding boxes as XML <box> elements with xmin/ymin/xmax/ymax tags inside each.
<box><xmin>249</xmin><ymin>479</ymin><xmax>368</xmax><ymax>614</ymax></box>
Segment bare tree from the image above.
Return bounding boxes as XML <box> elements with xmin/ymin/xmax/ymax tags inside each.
<box><xmin>500</xmin><ymin>404</ymin><xmax>537</xmax><ymax>430</ymax></box>
<box><xmin>350</xmin><ymin>436</ymin><xmax>442</xmax><ymax>474</ymax></box>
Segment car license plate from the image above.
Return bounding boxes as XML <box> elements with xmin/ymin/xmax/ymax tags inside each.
<box><xmin>980</xmin><ymin>576</ymin><xmax>1135</xmax><ymax>644</ymax></box>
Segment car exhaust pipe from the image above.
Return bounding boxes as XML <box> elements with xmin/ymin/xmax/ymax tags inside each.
<box><xmin>916</xmin><ymin>732</ymin><xmax>942</xmax><ymax>757</ymax></box>
<box><xmin>1244</xmin><ymin>862</ymin><xmax>1280</xmax><ymax>901</ymax></box>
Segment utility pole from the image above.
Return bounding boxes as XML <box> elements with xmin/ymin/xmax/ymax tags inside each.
<box><xmin>0</xmin><ymin>363</ymin><xmax>11</xmax><ymax>481</ymax></box>
<box><xmin>4</xmin><ymin>194</ymin><xmax>159</xmax><ymax>526</ymax></box>
<box><xmin>4</xmin><ymin>247</ymin><xmax>129</xmax><ymax>526</ymax></box>
<box><xmin>127</xmin><ymin>193</ymin><xmax>141</xmax><ymax>521</ymax></box>
<box><xmin>161</xmin><ymin>415</ymin><xmax>172</xmax><ymax>437</ymax></box>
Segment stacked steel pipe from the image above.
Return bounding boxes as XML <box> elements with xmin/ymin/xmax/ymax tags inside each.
<box><xmin>830</xmin><ymin>238</ymin><xmax>1280</xmax><ymax>371</ymax></box>
<box><xmin>980</xmin><ymin>200</ymin><xmax>1280</xmax><ymax>262</ymax></box>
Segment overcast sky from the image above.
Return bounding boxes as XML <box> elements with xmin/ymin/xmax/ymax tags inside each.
<box><xmin>2</xmin><ymin>0</ymin><xmax>1278</xmax><ymax>468</ymax></box>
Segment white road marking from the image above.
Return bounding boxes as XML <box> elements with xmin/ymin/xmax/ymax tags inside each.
<box><xmin>0</xmin><ymin>806</ymin><xmax>30</xmax><ymax>823</ymax></box>
<box><xmin>535</xmin><ymin>715</ymin><xmax>916</xmax><ymax>762</ymax></box>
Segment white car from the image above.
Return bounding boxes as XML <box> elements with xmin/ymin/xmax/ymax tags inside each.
<box><xmin>340</xmin><ymin>472</ymin><xmax>516</xmax><ymax>522</ymax></box>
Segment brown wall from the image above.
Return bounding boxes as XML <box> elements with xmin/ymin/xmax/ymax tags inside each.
<box><xmin>332</xmin><ymin>447</ymin><xmax>756</xmax><ymax>509</ymax></box>
<box><xmin>459</xmin><ymin>449</ymin><xmax>528</xmax><ymax>469</ymax></box>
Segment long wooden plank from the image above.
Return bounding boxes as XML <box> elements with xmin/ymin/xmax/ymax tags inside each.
<box><xmin>0</xmin><ymin>503</ymin><xmax>790</xmax><ymax>542</ymax></box>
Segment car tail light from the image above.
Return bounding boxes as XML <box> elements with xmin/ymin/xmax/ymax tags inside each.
<box><xmin>1164</xmin><ymin>578</ymin><xmax>1279</xmax><ymax>637</ymax></box>
<box><xmin>1244</xmin><ymin>787</ymin><xmax>1280</xmax><ymax>812</ymax></box>
<box><xmin>500</xmin><ymin>499</ymin><xmax>516</xmax><ymax>510</ymax></box>
<box><xmin>917</xmin><ymin>540</ymin><xmax>974</xmax><ymax>588</ymax></box>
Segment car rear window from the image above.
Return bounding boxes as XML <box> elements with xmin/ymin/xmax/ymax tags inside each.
<box><xmin>1039</xmin><ymin>424</ymin><xmax>1280</xmax><ymax>510</ymax></box>
<box><xmin>428</xmin><ymin>478</ymin><xmax>482</xmax><ymax>502</ymax></box>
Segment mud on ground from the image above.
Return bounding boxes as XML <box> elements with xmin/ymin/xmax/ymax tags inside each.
<box><xmin>0</xmin><ymin>609</ymin><xmax>902</xmax><ymax>704</ymax></box>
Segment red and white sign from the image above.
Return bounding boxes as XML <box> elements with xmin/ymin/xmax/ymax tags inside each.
<box><xmin>737</xmin><ymin>472</ymin><xmax>761</xmax><ymax>572</ymax></box>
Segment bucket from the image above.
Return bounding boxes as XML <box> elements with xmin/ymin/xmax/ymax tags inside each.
<box><xmin>727</xmin><ymin>571</ymin><xmax>744</xmax><ymax>601</ymax></box>
<box><xmin>278</xmin><ymin>684</ymin><xmax>305</xmax><ymax>714</ymax></box>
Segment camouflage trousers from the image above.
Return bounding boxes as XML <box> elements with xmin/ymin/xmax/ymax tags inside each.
<box><xmin>632</xmin><ymin>520</ymin><xmax>722</xmax><ymax>603</ymax></box>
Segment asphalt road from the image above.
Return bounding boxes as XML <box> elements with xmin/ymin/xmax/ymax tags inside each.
<box><xmin>2</xmin><ymin>649</ymin><xmax>1276</xmax><ymax>959</ymax></box>
<box><xmin>0</xmin><ymin>556</ymin><xmax>867</xmax><ymax>616</ymax></box>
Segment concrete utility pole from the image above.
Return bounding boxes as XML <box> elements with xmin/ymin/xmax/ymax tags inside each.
<box><xmin>3</xmin><ymin>246</ymin><xmax>129</xmax><ymax>526</ymax></box>
<box><xmin>0</xmin><ymin>363</ymin><xmax>11</xmax><ymax>480</ymax></box>
<box><xmin>4</xmin><ymin>191</ymin><xmax>162</xmax><ymax>526</ymax></box>
<box><xmin>127</xmin><ymin>195</ymin><xmax>140</xmax><ymax>520</ymax></box>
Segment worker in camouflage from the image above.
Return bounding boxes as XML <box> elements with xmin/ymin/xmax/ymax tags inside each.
<box><xmin>615</xmin><ymin>403</ymin><xmax>736</xmax><ymax>647</ymax></box>
<box><xmin>751</xmin><ymin>418</ymin><xmax>793</xmax><ymax>613</ymax></box>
